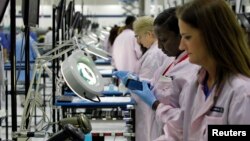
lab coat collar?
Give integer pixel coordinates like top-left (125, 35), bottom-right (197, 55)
top-left (148, 41), bottom-right (158, 51)
top-left (191, 68), bottom-right (217, 130)
top-left (173, 51), bottom-right (188, 65)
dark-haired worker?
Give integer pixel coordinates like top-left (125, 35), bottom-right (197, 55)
top-left (114, 8), bottom-right (199, 141)
top-left (112, 16), bottom-right (142, 73)
top-left (134, 0), bottom-right (250, 140)
top-left (103, 25), bottom-right (120, 55)
top-left (131, 16), bottom-right (172, 141)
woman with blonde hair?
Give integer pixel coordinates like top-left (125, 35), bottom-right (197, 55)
top-left (130, 16), bottom-right (169, 141)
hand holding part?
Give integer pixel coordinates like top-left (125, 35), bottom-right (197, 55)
top-left (113, 71), bottom-right (129, 79)
top-left (131, 81), bottom-right (157, 108)
top-left (113, 71), bottom-right (138, 85)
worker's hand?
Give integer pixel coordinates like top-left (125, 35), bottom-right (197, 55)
top-left (113, 71), bottom-right (129, 79)
top-left (113, 71), bottom-right (138, 85)
top-left (131, 81), bottom-right (156, 108)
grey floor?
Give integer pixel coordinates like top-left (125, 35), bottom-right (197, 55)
top-left (0, 72), bottom-right (130, 141)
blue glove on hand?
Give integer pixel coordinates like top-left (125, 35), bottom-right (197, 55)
top-left (113, 71), bottom-right (138, 85)
top-left (131, 81), bottom-right (157, 108)
top-left (113, 71), bottom-right (129, 79)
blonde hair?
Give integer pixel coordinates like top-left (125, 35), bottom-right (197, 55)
top-left (133, 16), bottom-right (154, 35)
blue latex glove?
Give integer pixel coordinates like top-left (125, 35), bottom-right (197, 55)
top-left (113, 71), bottom-right (138, 85)
top-left (131, 81), bottom-right (157, 108)
top-left (113, 71), bottom-right (129, 79)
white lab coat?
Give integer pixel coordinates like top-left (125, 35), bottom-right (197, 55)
top-left (132, 41), bottom-right (172, 141)
top-left (103, 34), bottom-right (113, 55)
top-left (112, 29), bottom-right (142, 73)
top-left (134, 41), bottom-right (167, 81)
top-left (151, 51), bottom-right (200, 141)
top-left (153, 52), bottom-right (200, 107)
top-left (155, 68), bottom-right (250, 141)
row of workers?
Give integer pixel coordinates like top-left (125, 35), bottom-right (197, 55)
top-left (105, 0), bottom-right (250, 141)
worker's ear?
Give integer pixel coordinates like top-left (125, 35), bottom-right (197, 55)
top-left (146, 31), bottom-right (153, 37)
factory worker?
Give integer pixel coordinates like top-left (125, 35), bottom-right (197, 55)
top-left (114, 7), bottom-right (199, 141)
top-left (175, 0), bottom-right (250, 140)
top-left (133, 16), bottom-right (168, 80)
top-left (133, 0), bottom-right (250, 140)
top-left (112, 16), bottom-right (142, 73)
top-left (131, 16), bottom-right (171, 141)
top-left (0, 27), bottom-right (10, 62)
top-left (103, 25), bottom-right (120, 55)
top-left (144, 8), bottom-right (199, 140)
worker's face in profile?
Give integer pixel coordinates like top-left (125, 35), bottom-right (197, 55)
top-left (135, 31), bottom-right (152, 48)
top-left (179, 19), bottom-right (208, 65)
top-left (154, 25), bottom-right (181, 57)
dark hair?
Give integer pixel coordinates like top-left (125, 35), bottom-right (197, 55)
top-left (177, 0), bottom-right (250, 89)
top-left (125, 15), bottom-right (136, 26)
top-left (108, 25), bottom-right (120, 46)
top-left (154, 7), bottom-right (182, 57)
top-left (154, 7), bottom-right (179, 35)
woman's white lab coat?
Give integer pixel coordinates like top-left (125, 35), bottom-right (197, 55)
top-left (151, 51), bottom-right (200, 141)
top-left (132, 41), bottom-right (172, 141)
top-left (134, 41), bottom-right (167, 80)
top-left (155, 68), bottom-right (250, 141)
top-left (112, 29), bottom-right (142, 73)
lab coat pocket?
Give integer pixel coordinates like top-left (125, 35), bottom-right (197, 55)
top-left (202, 115), bottom-right (223, 140)
top-left (159, 75), bottom-right (173, 83)
top-left (158, 76), bottom-right (173, 89)
top-left (154, 76), bottom-right (173, 104)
